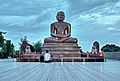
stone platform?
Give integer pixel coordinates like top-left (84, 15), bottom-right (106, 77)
top-left (42, 43), bottom-right (81, 55)
top-left (42, 43), bottom-right (81, 62)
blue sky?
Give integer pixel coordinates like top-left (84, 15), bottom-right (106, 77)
top-left (0, 0), bottom-right (120, 52)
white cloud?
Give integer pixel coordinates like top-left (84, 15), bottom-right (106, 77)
top-left (107, 27), bottom-right (117, 31)
top-left (0, 15), bottom-right (38, 26)
top-left (107, 27), bottom-right (120, 32)
top-left (67, 1), bottom-right (120, 51)
top-left (116, 1), bottom-right (120, 6)
top-left (96, 15), bottom-right (120, 25)
top-left (1, 0), bottom-right (120, 51)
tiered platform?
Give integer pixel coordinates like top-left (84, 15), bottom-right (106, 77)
top-left (42, 43), bottom-right (81, 62)
top-left (42, 43), bottom-right (81, 54)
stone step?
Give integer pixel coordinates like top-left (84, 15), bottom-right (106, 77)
top-left (42, 48), bottom-right (80, 51)
top-left (51, 54), bottom-right (81, 57)
top-left (43, 43), bottom-right (77, 44)
top-left (43, 43), bottom-right (78, 46)
top-left (42, 50), bottom-right (81, 54)
top-left (42, 42), bottom-right (81, 55)
top-left (42, 45), bottom-right (78, 48)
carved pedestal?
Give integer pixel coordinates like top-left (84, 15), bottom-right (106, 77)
top-left (42, 43), bottom-right (81, 62)
top-left (42, 43), bottom-right (80, 54)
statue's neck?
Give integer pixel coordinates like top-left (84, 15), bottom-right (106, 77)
top-left (58, 20), bottom-right (63, 22)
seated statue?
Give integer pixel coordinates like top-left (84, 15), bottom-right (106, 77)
top-left (44, 11), bottom-right (78, 43)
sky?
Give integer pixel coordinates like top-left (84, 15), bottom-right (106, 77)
top-left (0, 0), bottom-right (120, 52)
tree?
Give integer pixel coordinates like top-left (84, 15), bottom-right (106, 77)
top-left (0, 44), bottom-right (7, 58)
top-left (4, 40), bottom-right (15, 58)
top-left (0, 35), bottom-right (4, 47)
top-left (1, 44), bottom-right (7, 57)
top-left (33, 40), bottom-right (42, 54)
top-left (4, 40), bottom-right (11, 58)
top-left (101, 44), bottom-right (120, 52)
top-left (10, 43), bottom-right (15, 58)
top-left (0, 32), bottom-right (15, 58)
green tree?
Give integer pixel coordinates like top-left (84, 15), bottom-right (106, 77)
top-left (5, 40), bottom-right (15, 58)
top-left (33, 40), bottom-right (42, 53)
top-left (2, 44), bottom-right (7, 57)
top-left (101, 44), bottom-right (120, 52)
top-left (5, 40), bottom-right (11, 58)
top-left (10, 43), bottom-right (15, 58)
top-left (0, 37), bottom-right (7, 58)
top-left (0, 36), bottom-right (4, 47)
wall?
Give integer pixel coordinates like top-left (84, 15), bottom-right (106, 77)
top-left (104, 52), bottom-right (120, 60)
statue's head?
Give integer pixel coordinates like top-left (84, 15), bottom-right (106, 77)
top-left (56, 11), bottom-right (65, 21)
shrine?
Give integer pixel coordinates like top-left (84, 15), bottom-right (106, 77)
top-left (16, 11), bottom-right (104, 62)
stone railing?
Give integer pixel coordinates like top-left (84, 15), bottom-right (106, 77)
top-left (104, 52), bottom-right (120, 60)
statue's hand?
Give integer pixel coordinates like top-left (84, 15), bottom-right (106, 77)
top-left (60, 37), bottom-right (68, 42)
top-left (57, 34), bottom-right (65, 38)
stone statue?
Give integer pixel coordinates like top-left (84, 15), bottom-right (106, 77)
top-left (44, 11), bottom-right (78, 43)
top-left (42, 11), bottom-right (81, 57)
top-left (25, 45), bottom-right (31, 54)
top-left (91, 46), bottom-right (97, 54)
top-left (20, 36), bottom-right (29, 53)
top-left (93, 41), bottom-right (99, 54)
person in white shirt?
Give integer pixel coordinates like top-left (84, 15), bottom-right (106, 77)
top-left (44, 50), bottom-right (51, 63)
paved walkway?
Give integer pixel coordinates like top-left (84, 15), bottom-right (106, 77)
top-left (0, 59), bottom-right (120, 81)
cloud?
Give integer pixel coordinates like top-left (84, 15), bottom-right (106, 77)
top-left (66, 0), bottom-right (120, 51)
top-left (0, 15), bottom-right (38, 26)
top-left (96, 15), bottom-right (120, 25)
top-left (0, 0), bottom-right (68, 16)
top-left (0, 0), bottom-right (120, 51)
top-left (107, 27), bottom-right (117, 31)
top-left (66, 0), bottom-right (120, 15)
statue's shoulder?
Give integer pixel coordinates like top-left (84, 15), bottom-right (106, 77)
top-left (64, 22), bottom-right (71, 26)
top-left (51, 22), bottom-right (57, 26)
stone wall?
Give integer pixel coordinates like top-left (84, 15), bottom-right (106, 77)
top-left (104, 52), bottom-right (120, 60)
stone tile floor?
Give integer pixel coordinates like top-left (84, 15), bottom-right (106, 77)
top-left (0, 59), bottom-right (120, 81)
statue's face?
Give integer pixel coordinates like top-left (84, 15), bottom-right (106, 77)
top-left (56, 11), bottom-right (65, 21)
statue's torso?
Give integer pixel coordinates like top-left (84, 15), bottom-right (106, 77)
top-left (53, 22), bottom-right (70, 35)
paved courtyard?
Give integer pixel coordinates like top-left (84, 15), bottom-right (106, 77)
top-left (0, 59), bottom-right (120, 81)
